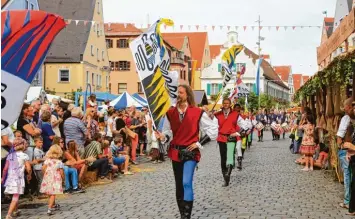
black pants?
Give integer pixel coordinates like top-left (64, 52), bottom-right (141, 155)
top-left (218, 142), bottom-right (228, 174)
top-left (349, 156), bottom-right (355, 213)
top-left (88, 158), bottom-right (109, 177)
top-left (271, 129), bottom-right (275, 139)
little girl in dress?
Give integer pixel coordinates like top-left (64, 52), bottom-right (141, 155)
top-left (1, 138), bottom-right (32, 219)
top-left (40, 144), bottom-right (65, 215)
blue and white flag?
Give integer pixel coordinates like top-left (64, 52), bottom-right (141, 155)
top-left (255, 58), bottom-right (263, 96)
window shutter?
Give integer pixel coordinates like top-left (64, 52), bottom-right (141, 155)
top-left (218, 83), bottom-right (222, 91)
top-left (207, 84), bottom-right (211, 95)
top-left (218, 64), bottom-right (221, 72)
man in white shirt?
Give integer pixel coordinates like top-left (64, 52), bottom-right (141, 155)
top-left (337, 97), bottom-right (354, 209)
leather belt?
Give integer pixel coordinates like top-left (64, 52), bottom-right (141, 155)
top-left (171, 145), bottom-right (188, 150)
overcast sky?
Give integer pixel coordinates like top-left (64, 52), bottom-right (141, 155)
top-left (103, 0), bottom-right (336, 75)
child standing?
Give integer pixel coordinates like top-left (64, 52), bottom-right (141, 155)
top-left (299, 114), bottom-right (316, 171)
top-left (33, 137), bottom-right (45, 197)
top-left (1, 138), bottom-right (32, 219)
top-left (40, 144), bottom-right (64, 215)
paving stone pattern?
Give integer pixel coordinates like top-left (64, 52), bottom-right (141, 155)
top-left (2, 132), bottom-right (351, 219)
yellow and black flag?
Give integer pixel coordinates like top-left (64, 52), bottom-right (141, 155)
top-left (130, 19), bottom-right (174, 129)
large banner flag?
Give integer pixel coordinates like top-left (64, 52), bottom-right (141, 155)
top-left (130, 19), bottom-right (174, 129)
top-left (229, 81), bottom-right (250, 99)
top-left (255, 58), bottom-right (263, 96)
top-left (1, 10), bottom-right (66, 129)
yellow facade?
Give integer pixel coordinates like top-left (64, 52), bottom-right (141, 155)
top-left (43, 0), bottom-right (110, 97)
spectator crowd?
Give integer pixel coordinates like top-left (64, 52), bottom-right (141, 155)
top-left (1, 94), bottom-right (163, 218)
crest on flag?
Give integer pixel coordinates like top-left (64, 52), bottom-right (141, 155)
top-left (130, 18), bottom-right (174, 129)
top-left (1, 10), bottom-right (66, 129)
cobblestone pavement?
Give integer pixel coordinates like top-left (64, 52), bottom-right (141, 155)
top-left (2, 131), bottom-right (351, 219)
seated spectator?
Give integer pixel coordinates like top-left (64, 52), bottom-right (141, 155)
top-left (64, 141), bottom-right (88, 188)
top-left (101, 140), bottom-right (119, 177)
top-left (82, 133), bottom-right (111, 183)
top-left (64, 107), bottom-right (88, 156)
top-left (111, 136), bottom-right (133, 175)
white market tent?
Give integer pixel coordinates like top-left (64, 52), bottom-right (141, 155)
top-left (109, 92), bottom-right (143, 109)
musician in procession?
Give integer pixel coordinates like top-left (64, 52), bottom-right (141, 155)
top-left (269, 109), bottom-right (280, 141)
top-left (246, 111), bottom-right (257, 148)
top-left (256, 109), bottom-right (267, 142)
top-left (215, 99), bottom-right (244, 187)
top-left (159, 84), bottom-right (218, 219)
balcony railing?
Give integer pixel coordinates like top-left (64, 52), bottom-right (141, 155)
top-left (171, 57), bottom-right (184, 65)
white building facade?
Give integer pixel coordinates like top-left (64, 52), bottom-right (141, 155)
top-left (201, 32), bottom-right (289, 104)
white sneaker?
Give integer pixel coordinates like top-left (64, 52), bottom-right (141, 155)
top-left (301, 168), bottom-right (309, 171)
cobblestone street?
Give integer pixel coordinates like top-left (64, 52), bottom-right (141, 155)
top-left (3, 131), bottom-right (350, 219)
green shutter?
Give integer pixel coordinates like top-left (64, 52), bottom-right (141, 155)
top-left (218, 64), bottom-right (221, 72)
top-left (207, 84), bottom-right (211, 95)
top-left (218, 83), bottom-right (222, 91)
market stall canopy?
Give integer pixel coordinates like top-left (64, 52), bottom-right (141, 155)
top-left (25, 87), bottom-right (47, 103)
top-left (47, 94), bottom-right (73, 103)
top-left (110, 92), bottom-right (143, 109)
top-left (193, 90), bottom-right (209, 106)
top-left (132, 93), bottom-right (148, 106)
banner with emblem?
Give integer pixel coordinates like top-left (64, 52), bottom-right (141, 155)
top-left (130, 18), bottom-right (174, 129)
top-left (1, 10), bottom-right (66, 130)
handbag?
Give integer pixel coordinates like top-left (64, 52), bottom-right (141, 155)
top-left (289, 133), bottom-right (295, 139)
top-left (178, 149), bottom-right (196, 161)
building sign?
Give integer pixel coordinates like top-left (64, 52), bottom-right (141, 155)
top-left (317, 8), bottom-right (355, 64)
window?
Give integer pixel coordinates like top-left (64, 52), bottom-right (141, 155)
top-left (352, 37), bottom-right (355, 47)
top-left (91, 45), bottom-right (94, 56)
top-left (96, 48), bottom-right (99, 61)
top-left (117, 39), bottom-right (129, 48)
top-left (110, 61), bottom-right (115, 71)
top-left (106, 76), bottom-right (108, 88)
top-left (97, 24), bottom-right (100, 36)
top-left (205, 49), bottom-right (208, 56)
top-left (25, 0), bottom-right (29, 9)
top-left (114, 62), bottom-right (119, 71)
top-left (86, 71), bottom-right (90, 84)
top-left (138, 82), bottom-right (143, 93)
top-left (93, 23), bottom-right (96, 32)
top-left (109, 83), bottom-right (111, 93)
top-left (92, 73), bottom-right (95, 85)
top-left (102, 50), bottom-right (105, 61)
top-left (30, 3), bottom-right (34, 10)
top-left (59, 69), bottom-right (69, 82)
top-left (106, 39), bottom-right (113, 48)
top-left (96, 75), bottom-right (99, 87)
top-left (97, 1), bottom-right (100, 14)
top-left (118, 61), bottom-right (130, 71)
top-left (211, 83), bottom-right (219, 95)
top-left (118, 83), bottom-right (127, 94)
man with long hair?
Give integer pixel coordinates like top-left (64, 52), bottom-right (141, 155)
top-left (215, 98), bottom-right (243, 187)
top-left (159, 84), bottom-right (218, 219)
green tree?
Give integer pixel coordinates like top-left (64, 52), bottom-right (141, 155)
top-left (222, 88), bottom-right (231, 99)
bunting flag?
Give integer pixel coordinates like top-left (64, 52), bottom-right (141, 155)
top-left (196, 25), bottom-right (199, 30)
top-left (188, 25), bottom-right (191, 30)
top-left (251, 26), bottom-right (255, 30)
top-left (220, 25), bottom-right (223, 30)
top-left (255, 58), bottom-right (263, 96)
top-left (276, 26), bottom-right (280, 31)
top-left (180, 25), bottom-right (183, 30)
top-left (235, 26), bottom-right (239, 31)
top-left (259, 26), bottom-right (263, 30)
top-left (130, 18), bottom-right (174, 129)
top-left (227, 26), bottom-right (231, 31)
top-left (212, 25), bottom-right (215, 31)
top-left (243, 26), bottom-right (247, 31)
top-left (1, 10), bottom-right (66, 129)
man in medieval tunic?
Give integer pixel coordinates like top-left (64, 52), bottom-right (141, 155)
top-left (215, 98), bottom-right (244, 187)
top-left (159, 84), bottom-right (218, 219)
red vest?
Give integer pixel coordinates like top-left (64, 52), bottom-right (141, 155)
top-left (166, 106), bottom-right (203, 162)
top-left (215, 110), bottom-right (239, 142)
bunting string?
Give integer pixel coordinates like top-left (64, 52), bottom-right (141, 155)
top-left (63, 18), bottom-right (333, 31)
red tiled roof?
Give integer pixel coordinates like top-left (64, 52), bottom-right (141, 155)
top-left (261, 54), bottom-right (270, 59)
top-left (293, 74), bottom-right (303, 92)
top-left (244, 47), bottom-right (289, 89)
top-left (302, 75), bottom-right (310, 83)
top-left (160, 32), bottom-right (208, 68)
top-left (274, 66), bottom-right (291, 82)
top-left (162, 34), bottom-right (185, 50)
top-left (104, 23), bottom-right (142, 35)
top-left (324, 17), bottom-right (334, 23)
top-left (209, 45), bottom-right (222, 59)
